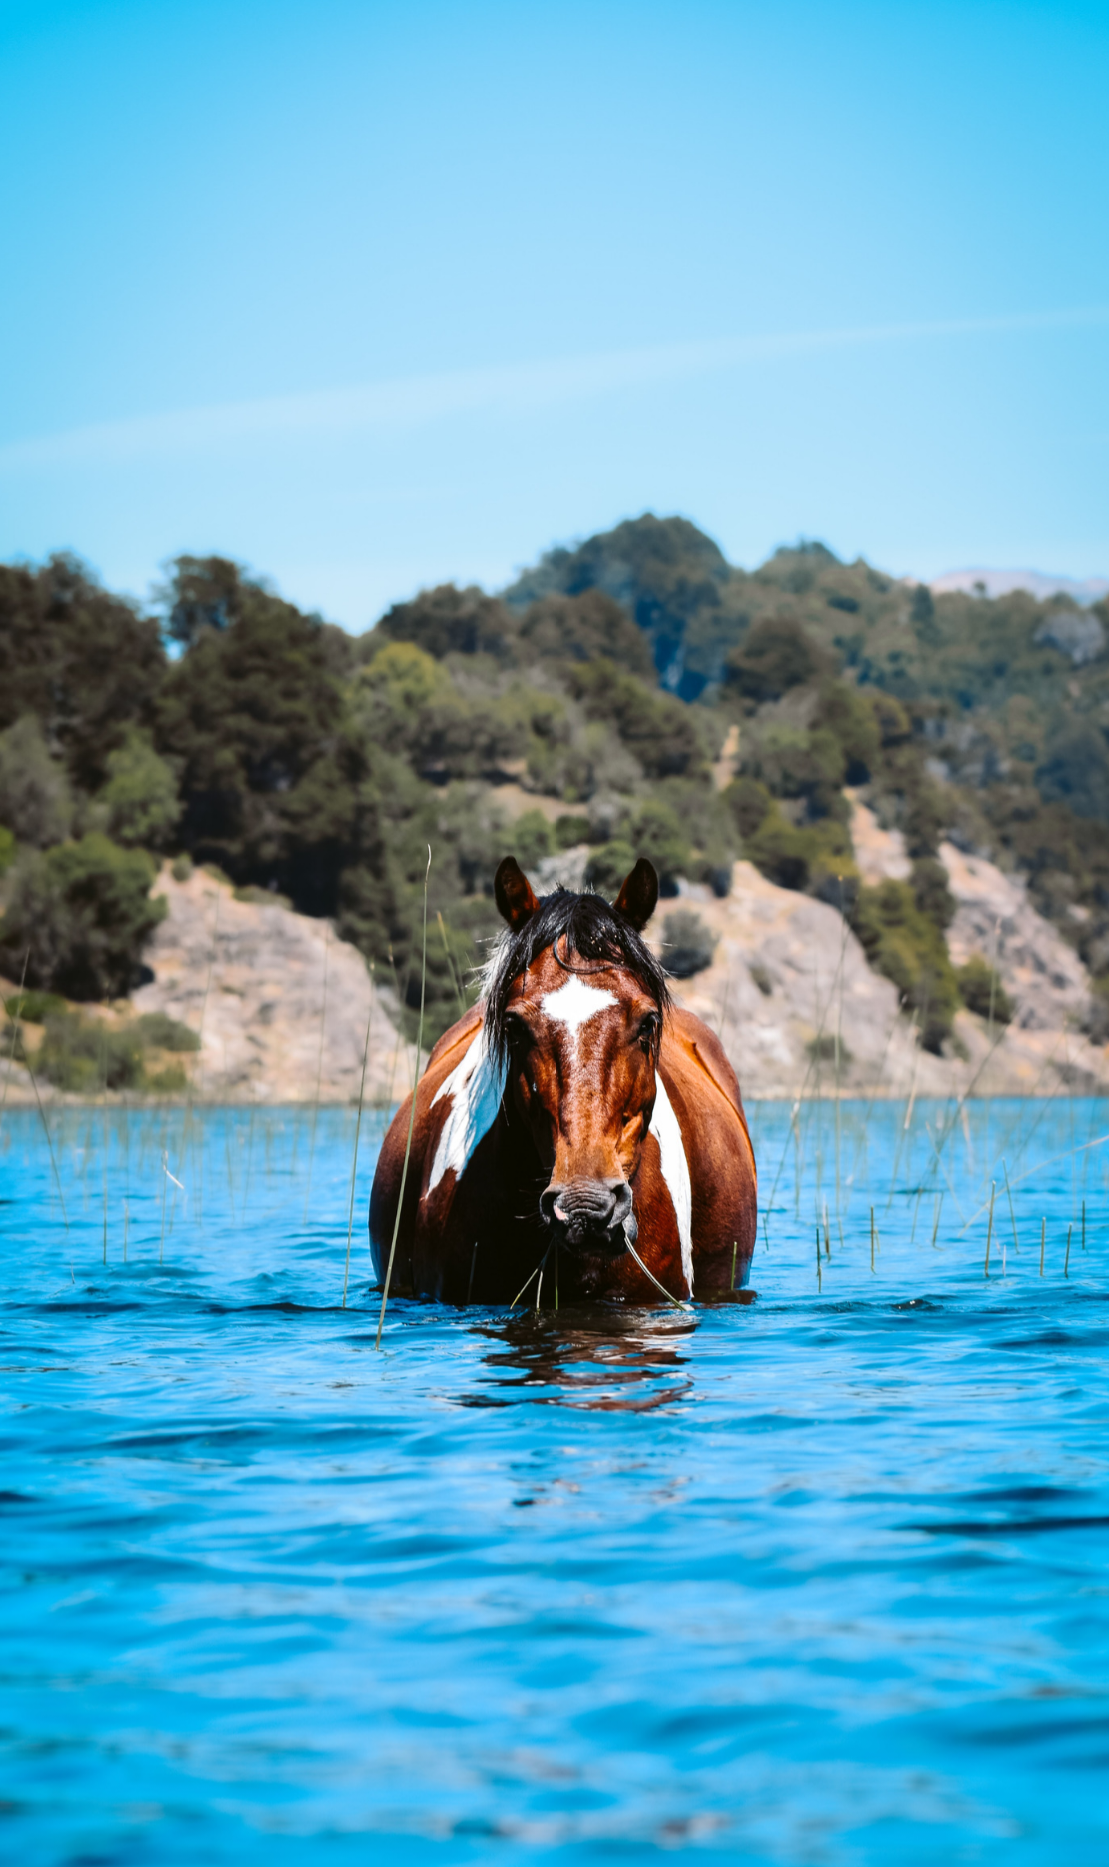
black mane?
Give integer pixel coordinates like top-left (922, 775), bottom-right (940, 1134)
top-left (483, 887), bottom-right (671, 1068)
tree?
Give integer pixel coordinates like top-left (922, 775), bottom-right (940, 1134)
top-left (0, 555), bottom-right (165, 792)
top-left (371, 584), bottom-right (521, 664)
top-left (155, 582), bottom-right (356, 911)
top-left (99, 729), bottom-right (181, 849)
top-left (0, 716), bottom-right (73, 845)
top-left (0, 835), bottom-right (166, 1000)
top-left (158, 555), bottom-right (245, 648)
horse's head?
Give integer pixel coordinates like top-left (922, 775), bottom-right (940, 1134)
top-left (486, 855), bottom-right (668, 1258)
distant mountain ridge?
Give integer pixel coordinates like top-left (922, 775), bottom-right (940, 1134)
top-left (930, 568), bottom-right (1109, 606)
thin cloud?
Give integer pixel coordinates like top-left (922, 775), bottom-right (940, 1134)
top-left (2, 306), bottom-right (1107, 472)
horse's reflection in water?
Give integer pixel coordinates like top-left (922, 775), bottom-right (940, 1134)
top-left (463, 1306), bottom-right (703, 1412)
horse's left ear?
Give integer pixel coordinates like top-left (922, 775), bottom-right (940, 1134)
top-left (495, 856), bottom-right (541, 931)
top-left (613, 858), bottom-right (658, 930)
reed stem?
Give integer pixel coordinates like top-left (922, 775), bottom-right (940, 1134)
top-left (376, 846), bottom-right (431, 1351)
top-left (303, 922), bottom-right (331, 1223)
top-left (342, 964), bottom-right (375, 1308)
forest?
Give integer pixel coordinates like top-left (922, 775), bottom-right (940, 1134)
top-left (2, 513), bottom-right (1108, 1054)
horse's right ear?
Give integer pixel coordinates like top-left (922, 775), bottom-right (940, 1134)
top-left (495, 856), bottom-right (541, 931)
top-left (613, 858), bottom-right (658, 930)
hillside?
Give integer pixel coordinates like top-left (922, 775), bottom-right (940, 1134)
top-left (2, 517), bottom-right (1109, 1090)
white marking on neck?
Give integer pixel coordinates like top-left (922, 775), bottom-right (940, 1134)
top-left (649, 1073), bottom-right (693, 1296)
top-left (540, 974), bottom-right (617, 1047)
top-left (427, 1026), bottom-right (507, 1195)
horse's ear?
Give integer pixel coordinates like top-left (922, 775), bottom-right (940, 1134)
top-left (613, 857), bottom-right (658, 930)
top-left (495, 856), bottom-right (541, 931)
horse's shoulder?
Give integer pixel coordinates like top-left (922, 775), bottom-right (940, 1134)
top-left (422, 1004), bottom-right (484, 1089)
top-left (662, 1006), bottom-right (746, 1124)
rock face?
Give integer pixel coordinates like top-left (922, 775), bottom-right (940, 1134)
top-left (130, 867), bottom-right (415, 1103)
top-left (941, 841), bottom-right (1090, 1034)
top-left (4, 834), bottom-right (1106, 1106)
top-left (658, 807), bottom-right (1109, 1099)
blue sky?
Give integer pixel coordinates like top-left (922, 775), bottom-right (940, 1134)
top-left (1, 0), bottom-right (1107, 627)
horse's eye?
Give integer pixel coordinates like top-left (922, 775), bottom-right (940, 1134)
top-left (637, 1014), bottom-right (658, 1050)
top-left (505, 1013), bottom-right (531, 1051)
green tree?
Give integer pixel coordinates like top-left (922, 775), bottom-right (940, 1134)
top-left (99, 729), bottom-right (181, 849)
top-left (0, 715), bottom-right (73, 845)
top-left (0, 554), bottom-right (165, 792)
top-left (156, 581), bottom-right (357, 911)
top-left (0, 835), bottom-right (166, 1000)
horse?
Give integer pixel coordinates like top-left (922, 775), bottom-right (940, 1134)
top-left (369, 856), bottom-right (758, 1306)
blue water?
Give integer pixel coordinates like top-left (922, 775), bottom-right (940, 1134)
top-left (1, 1097), bottom-right (1108, 1864)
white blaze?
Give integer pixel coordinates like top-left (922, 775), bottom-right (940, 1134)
top-left (427, 1027), bottom-right (507, 1195)
top-left (540, 975), bottom-right (617, 1048)
top-left (649, 1073), bottom-right (693, 1296)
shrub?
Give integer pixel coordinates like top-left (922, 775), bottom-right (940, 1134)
top-left (661, 909), bottom-right (716, 978)
top-left (852, 879), bottom-right (960, 1052)
top-left (555, 814), bottom-right (591, 850)
top-left (0, 835), bottom-right (166, 1000)
top-left (4, 989), bottom-right (67, 1022)
top-left (133, 1011), bottom-right (200, 1052)
top-left (745, 809), bottom-right (855, 899)
top-left (724, 777), bottom-right (772, 838)
top-left (511, 809), bottom-right (553, 872)
top-left (911, 856), bottom-right (956, 931)
top-left (584, 840), bottom-right (638, 899)
top-left (956, 955), bottom-right (1013, 1024)
top-left (28, 1008), bottom-right (197, 1093)
top-left (38, 1011), bottom-right (145, 1092)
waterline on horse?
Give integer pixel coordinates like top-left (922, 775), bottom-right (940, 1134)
top-left (369, 856), bottom-right (758, 1307)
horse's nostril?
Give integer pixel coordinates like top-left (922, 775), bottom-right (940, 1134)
top-left (542, 1179), bottom-right (630, 1235)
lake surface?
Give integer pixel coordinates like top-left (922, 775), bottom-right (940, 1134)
top-left (1, 1096), bottom-right (1108, 1864)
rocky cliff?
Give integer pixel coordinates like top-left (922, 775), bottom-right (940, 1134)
top-left (4, 832), bottom-right (1105, 1106)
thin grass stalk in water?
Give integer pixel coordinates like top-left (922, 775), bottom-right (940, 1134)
top-left (303, 923), bottom-right (332, 1223)
top-left (510, 1250), bottom-right (548, 1310)
top-left (26, 1033), bottom-right (68, 1231)
top-left (342, 965), bottom-right (376, 1308)
top-left (376, 846), bottom-right (432, 1351)
top-left (931, 1191), bottom-right (944, 1250)
top-left (815, 1223), bottom-right (822, 1292)
top-left (185, 889), bottom-right (220, 1216)
top-left (623, 1232), bottom-right (689, 1310)
top-left (1003, 1161), bottom-right (1020, 1255)
top-left (984, 1181), bottom-right (995, 1277)
top-left (763, 937), bottom-right (850, 1243)
top-left (437, 911), bottom-right (468, 1022)
top-left (1065, 1223), bottom-right (1072, 1278)
top-left (0, 948), bottom-right (30, 1137)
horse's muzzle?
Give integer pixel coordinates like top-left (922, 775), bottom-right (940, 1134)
top-left (539, 1178), bottom-right (632, 1255)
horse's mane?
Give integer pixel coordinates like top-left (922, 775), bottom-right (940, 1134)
top-left (481, 887), bottom-right (671, 1070)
